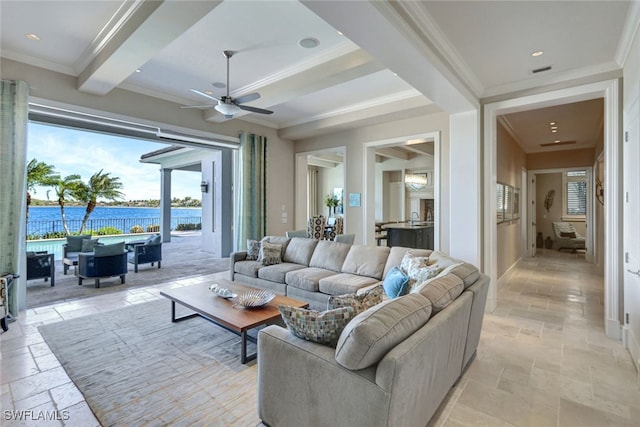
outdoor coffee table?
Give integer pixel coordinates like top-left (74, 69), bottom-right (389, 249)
top-left (160, 279), bottom-right (308, 363)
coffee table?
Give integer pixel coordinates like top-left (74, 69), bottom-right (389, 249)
top-left (160, 279), bottom-right (308, 363)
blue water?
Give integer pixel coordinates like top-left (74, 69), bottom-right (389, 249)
top-left (28, 206), bottom-right (201, 222)
top-left (27, 206), bottom-right (202, 236)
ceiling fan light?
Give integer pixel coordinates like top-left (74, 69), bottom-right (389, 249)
top-left (215, 102), bottom-right (241, 116)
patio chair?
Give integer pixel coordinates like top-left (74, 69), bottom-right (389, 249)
top-left (26, 251), bottom-right (55, 287)
top-left (128, 234), bottom-right (162, 273)
top-left (78, 242), bottom-right (127, 288)
top-left (551, 222), bottom-right (586, 252)
top-left (333, 233), bottom-right (355, 244)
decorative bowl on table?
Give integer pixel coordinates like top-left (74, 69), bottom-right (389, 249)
top-left (209, 284), bottom-right (237, 299)
top-left (232, 289), bottom-right (276, 308)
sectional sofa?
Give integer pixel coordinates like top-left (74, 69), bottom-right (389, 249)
top-left (234, 236), bottom-right (489, 426)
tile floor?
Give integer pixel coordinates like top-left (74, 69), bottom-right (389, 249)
top-left (2, 251), bottom-right (639, 426)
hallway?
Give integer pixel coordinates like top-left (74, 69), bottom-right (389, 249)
top-left (432, 250), bottom-right (640, 426)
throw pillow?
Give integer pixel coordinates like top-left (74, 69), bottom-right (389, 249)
top-left (560, 231), bottom-right (577, 238)
top-left (246, 239), bottom-right (261, 260)
top-left (66, 235), bottom-right (91, 252)
top-left (260, 242), bottom-right (282, 266)
top-left (327, 284), bottom-right (384, 314)
top-left (94, 241), bottom-right (125, 257)
top-left (81, 238), bottom-right (100, 253)
top-left (279, 305), bottom-right (355, 347)
top-left (382, 267), bottom-right (410, 298)
top-left (401, 253), bottom-right (440, 289)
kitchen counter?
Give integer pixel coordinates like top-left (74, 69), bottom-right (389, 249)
top-left (383, 222), bottom-right (434, 249)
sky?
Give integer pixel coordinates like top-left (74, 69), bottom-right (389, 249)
top-left (27, 123), bottom-right (201, 201)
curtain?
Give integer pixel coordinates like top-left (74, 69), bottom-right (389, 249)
top-left (234, 133), bottom-right (266, 250)
top-left (308, 167), bottom-right (318, 217)
top-left (0, 80), bottom-right (29, 314)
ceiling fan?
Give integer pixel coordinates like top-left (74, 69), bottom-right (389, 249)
top-left (183, 50), bottom-right (273, 118)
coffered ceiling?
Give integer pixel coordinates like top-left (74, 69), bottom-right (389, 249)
top-left (1, 1), bottom-right (637, 144)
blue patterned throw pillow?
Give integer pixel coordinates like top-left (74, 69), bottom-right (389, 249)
top-left (383, 267), bottom-right (410, 298)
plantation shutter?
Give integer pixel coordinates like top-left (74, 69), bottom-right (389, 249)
top-left (566, 171), bottom-right (587, 216)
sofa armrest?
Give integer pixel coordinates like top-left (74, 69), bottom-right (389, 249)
top-left (258, 325), bottom-right (387, 427)
top-left (229, 251), bottom-right (248, 280)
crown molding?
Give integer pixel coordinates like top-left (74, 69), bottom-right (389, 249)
top-left (615, 0), bottom-right (640, 67)
top-left (388, 1), bottom-right (484, 98)
top-left (497, 115), bottom-right (526, 152)
top-left (280, 89), bottom-right (426, 129)
top-left (1, 51), bottom-right (76, 76)
top-left (229, 41), bottom-right (360, 97)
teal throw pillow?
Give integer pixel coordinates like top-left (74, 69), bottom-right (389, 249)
top-left (94, 241), bottom-right (125, 257)
top-left (383, 266), bottom-right (410, 298)
top-left (66, 235), bottom-right (91, 252)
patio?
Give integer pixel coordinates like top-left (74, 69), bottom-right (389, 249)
top-left (25, 231), bottom-right (229, 308)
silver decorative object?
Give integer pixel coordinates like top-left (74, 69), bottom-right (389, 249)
top-left (209, 284), bottom-right (236, 299)
top-left (233, 289), bottom-right (275, 308)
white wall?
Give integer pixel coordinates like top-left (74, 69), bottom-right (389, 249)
top-left (295, 112), bottom-right (450, 245)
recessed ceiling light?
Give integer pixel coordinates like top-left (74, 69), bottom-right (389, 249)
top-left (135, 69), bottom-right (141, 73)
top-left (26, 33), bottom-right (40, 41)
top-left (551, 129), bottom-right (558, 133)
top-left (204, 90), bottom-right (214, 95)
top-left (531, 50), bottom-right (544, 57)
top-left (551, 126), bottom-right (558, 130)
top-left (554, 140), bottom-right (560, 143)
top-left (212, 82), bottom-right (226, 89)
top-left (550, 121), bottom-right (556, 125)
top-left (299, 37), bottom-right (320, 49)
top-left (337, 31), bottom-right (344, 36)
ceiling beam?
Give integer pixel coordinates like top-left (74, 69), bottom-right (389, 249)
top-left (376, 147), bottom-right (411, 160)
top-left (78, 0), bottom-right (221, 95)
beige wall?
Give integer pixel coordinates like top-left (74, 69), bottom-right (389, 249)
top-left (496, 122), bottom-right (526, 278)
top-left (527, 148), bottom-right (595, 170)
top-left (295, 112), bottom-right (450, 248)
top-left (1, 59), bottom-right (295, 237)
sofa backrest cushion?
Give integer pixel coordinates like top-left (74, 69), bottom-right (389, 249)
top-left (262, 236), bottom-right (291, 259)
top-left (413, 273), bottom-right (464, 313)
top-left (427, 251), bottom-right (480, 289)
top-left (81, 238), bottom-right (100, 253)
top-left (309, 240), bottom-right (352, 272)
top-left (66, 235), bottom-right (92, 252)
top-left (382, 247), bottom-right (431, 279)
top-left (94, 241), bottom-right (125, 257)
top-left (283, 237), bottom-right (319, 266)
top-left (341, 245), bottom-right (390, 280)
top-left (335, 293), bottom-right (433, 370)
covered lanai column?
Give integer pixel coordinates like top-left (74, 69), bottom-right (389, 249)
top-left (160, 168), bottom-right (172, 242)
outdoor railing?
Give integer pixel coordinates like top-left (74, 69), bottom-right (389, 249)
top-left (26, 216), bottom-right (202, 240)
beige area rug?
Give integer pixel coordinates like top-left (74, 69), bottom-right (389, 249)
top-left (39, 299), bottom-right (261, 426)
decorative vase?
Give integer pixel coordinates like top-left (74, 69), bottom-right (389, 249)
top-left (544, 236), bottom-right (553, 249)
top-left (536, 232), bottom-right (543, 248)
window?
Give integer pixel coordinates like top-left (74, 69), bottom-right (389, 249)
top-left (563, 170), bottom-right (587, 219)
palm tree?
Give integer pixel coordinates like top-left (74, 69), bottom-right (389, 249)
top-left (26, 159), bottom-right (58, 219)
top-left (78, 170), bottom-right (124, 234)
top-left (53, 174), bottom-right (84, 235)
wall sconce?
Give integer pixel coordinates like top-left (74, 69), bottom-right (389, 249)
top-left (200, 181), bottom-right (209, 193)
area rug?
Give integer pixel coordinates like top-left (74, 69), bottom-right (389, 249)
top-left (27, 258), bottom-right (230, 308)
top-left (39, 299), bottom-right (261, 426)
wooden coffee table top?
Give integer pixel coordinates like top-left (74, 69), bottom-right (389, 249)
top-left (160, 278), bottom-right (308, 333)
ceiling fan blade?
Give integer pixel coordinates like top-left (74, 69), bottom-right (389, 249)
top-left (189, 88), bottom-right (220, 102)
top-left (238, 105), bottom-right (273, 115)
top-left (235, 92), bottom-right (261, 105)
top-left (181, 104), bottom-right (215, 109)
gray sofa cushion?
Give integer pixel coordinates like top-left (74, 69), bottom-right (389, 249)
top-left (335, 292), bottom-right (433, 370)
top-left (413, 273), bottom-right (464, 313)
top-left (382, 247), bottom-right (431, 279)
top-left (234, 260), bottom-right (262, 278)
top-left (309, 241), bottom-right (351, 272)
top-left (285, 267), bottom-right (338, 292)
top-left (341, 245), bottom-right (390, 280)
top-left (428, 251), bottom-right (480, 289)
top-left (262, 236), bottom-right (291, 259)
top-left (319, 273), bottom-right (380, 296)
top-left (259, 263), bottom-right (305, 283)
top-left (283, 237), bottom-right (318, 266)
